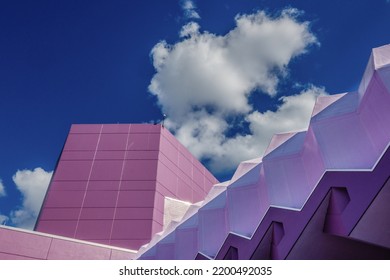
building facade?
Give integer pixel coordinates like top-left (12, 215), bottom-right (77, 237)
top-left (0, 44), bottom-right (390, 259)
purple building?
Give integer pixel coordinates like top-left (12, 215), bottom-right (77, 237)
top-left (0, 44), bottom-right (389, 259)
top-left (35, 124), bottom-right (218, 250)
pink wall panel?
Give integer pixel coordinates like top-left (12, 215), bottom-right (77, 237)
top-left (49, 181), bottom-right (87, 191)
top-left (178, 144), bottom-right (194, 164)
top-left (63, 133), bottom-right (100, 151)
top-left (117, 190), bottom-right (155, 207)
top-left (0, 226), bottom-right (136, 260)
top-left (159, 153), bottom-right (180, 175)
top-left (114, 207), bottom-right (154, 220)
top-left (40, 208), bottom-right (80, 220)
top-left (178, 153), bottom-right (193, 176)
top-left (192, 189), bottom-right (204, 203)
top-left (130, 124), bottom-right (161, 133)
top-left (80, 207), bottom-right (115, 220)
top-left (87, 180), bottom-right (120, 191)
top-left (177, 180), bottom-right (193, 202)
top-left (0, 252), bottom-right (37, 260)
top-left (36, 220), bottom-right (77, 237)
top-left (161, 128), bottom-right (179, 147)
top-left (101, 123), bottom-right (130, 133)
top-left (70, 124), bottom-right (102, 134)
top-left (151, 220), bottom-right (164, 236)
top-left (0, 228), bottom-right (51, 259)
top-left (110, 249), bottom-right (136, 260)
top-left (127, 134), bottom-right (150, 150)
top-left (158, 181), bottom-right (177, 198)
top-left (98, 133), bottom-right (128, 150)
top-left (45, 190), bottom-right (85, 208)
top-left (205, 170), bottom-right (218, 184)
top-left (95, 150), bottom-right (126, 160)
top-left (47, 239), bottom-right (111, 260)
top-left (60, 150), bottom-right (95, 160)
top-left (148, 133), bottom-right (161, 150)
top-left (193, 166), bottom-right (205, 190)
top-left (54, 160), bottom-right (93, 181)
top-left (126, 150), bottom-right (159, 159)
top-left (111, 219), bottom-right (153, 239)
top-left (90, 160), bottom-right (123, 181)
top-left (83, 191), bottom-right (118, 207)
top-left (75, 220), bottom-right (113, 240)
top-left (160, 136), bottom-right (179, 164)
top-left (120, 180), bottom-right (156, 191)
top-left (156, 162), bottom-right (178, 191)
top-left (110, 239), bottom-right (149, 250)
top-left (176, 169), bottom-right (193, 192)
top-left (154, 190), bottom-right (166, 213)
top-left (122, 159), bottom-right (158, 180)
top-left (153, 208), bottom-right (164, 224)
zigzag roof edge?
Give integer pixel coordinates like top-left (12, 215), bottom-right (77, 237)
top-left (373, 44), bottom-right (390, 70)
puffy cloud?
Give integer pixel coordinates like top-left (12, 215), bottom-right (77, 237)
top-left (174, 85), bottom-right (327, 172)
top-left (10, 167), bottom-right (53, 229)
top-left (149, 8), bottom-right (323, 175)
top-left (0, 179), bottom-right (6, 197)
top-left (181, 0), bottom-right (200, 19)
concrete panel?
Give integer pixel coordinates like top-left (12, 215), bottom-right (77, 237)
top-left (47, 239), bottom-right (111, 260)
top-left (54, 160), bottom-right (93, 181)
top-left (64, 133), bottom-right (100, 151)
top-left (75, 220), bottom-right (113, 240)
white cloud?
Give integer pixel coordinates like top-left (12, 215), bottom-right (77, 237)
top-left (149, 8), bottom-right (323, 174)
top-left (174, 85), bottom-right (327, 172)
top-left (0, 214), bottom-right (8, 225)
top-left (181, 0), bottom-right (200, 19)
top-left (0, 179), bottom-right (6, 197)
top-left (10, 167), bottom-right (53, 229)
top-left (180, 21), bottom-right (200, 38)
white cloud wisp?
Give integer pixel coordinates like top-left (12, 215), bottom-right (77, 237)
top-left (181, 0), bottom-right (201, 20)
top-left (0, 179), bottom-right (6, 197)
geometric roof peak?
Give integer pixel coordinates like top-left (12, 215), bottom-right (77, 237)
top-left (264, 131), bottom-right (298, 157)
top-left (372, 43), bottom-right (390, 70)
top-left (230, 157), bottom-right (262, 184)
top-left (312, 93), bottom-right (347, 117)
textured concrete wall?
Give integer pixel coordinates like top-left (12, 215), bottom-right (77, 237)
top-left (0, 225), bottom-right (135, 260)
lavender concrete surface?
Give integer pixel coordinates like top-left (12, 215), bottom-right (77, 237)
top-left (0, 225), bottom-right (136, 260)
top-left (138, 44), bottom-right (390, 259)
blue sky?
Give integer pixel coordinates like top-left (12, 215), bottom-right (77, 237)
top-left (0, 0), bottom-right (389, 229)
